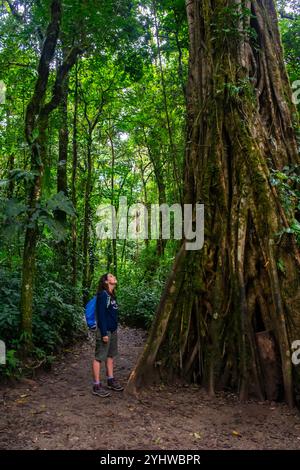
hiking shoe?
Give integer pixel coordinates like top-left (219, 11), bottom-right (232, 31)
top-left (92, 384), bottom-right (111, 397)
top-left (107, 378), bottom-right (124, 391)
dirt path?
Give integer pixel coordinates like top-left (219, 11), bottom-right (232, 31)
top-left (1, 326), bottom-right (300, 450)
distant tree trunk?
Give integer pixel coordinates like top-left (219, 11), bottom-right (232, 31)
top-left (5, 107), bottom-right (15, 199)
top-left (82, 134), bottom-right (93, 306)
top-left (81, 93), bottom-right (105, 305)
top-left (152, 0), bottom-right (183, 204)
top-left (107, 129), bottom-right (117, 275)
top-left (55, 57), bottom-right (69, 275)
top-left (127, 0), bottom-right (300, 408)
top-left (138, 155), bottom-right (150, 249)
top-left (143, 127), bottom-right (166, 256)
top-left (71, 61), bottom-right (79, 301)
top-left (171, 5), bottom-right (187, 104)
top-left (56, 62), bottom-right (69, 224)
top-left (7, 154), bottom-right (15, 198)
top-left (20, 0), bottom-right (80, 350)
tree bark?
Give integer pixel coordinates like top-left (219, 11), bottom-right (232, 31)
top-left (127, 0), bottom-right (300, 408)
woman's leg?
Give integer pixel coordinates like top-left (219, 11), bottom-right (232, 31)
top-left (93, 359), bottom-right (101, 382)
top-left (106, 357), bottom-right (114, 378)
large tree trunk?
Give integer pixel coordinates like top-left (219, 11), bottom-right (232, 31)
top-left (20, 0), bottom-right (80, 350)
top-left (20, 0), bottom-right (62, 350)
top-left (127, 0), bottom-right (300, 407)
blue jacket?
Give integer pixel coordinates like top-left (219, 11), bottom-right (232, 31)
top-left (96, 290), bottom-right (118, 337)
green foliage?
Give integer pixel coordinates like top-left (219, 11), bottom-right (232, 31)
top-left (0, 0), bottom-right (186, 360)
top-left (270, 165), bottom-right (300, 244)
top-left (221, 78), bottom-right (256, 103)
top-left (118, 282), bottom-right (159, 329)
top-left (0, 262), bottom-right (85, 377)
top-left (2, 0), bottom-right (298, 383)
top-left (212, 4), bottom-right (257, 46)
top-left (270, 165), bottom-right (300, 213)
top-left (113, 243), bottom-right (175, 329)
top-left (0, 349), bottom-right (22, 378)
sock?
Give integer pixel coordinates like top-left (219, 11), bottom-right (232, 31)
top-left (93, 381), bottom-right (101, 386)
top-left (107, 376), bottom-right (114, 381)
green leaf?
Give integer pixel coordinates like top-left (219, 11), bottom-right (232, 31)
top-left (44, 192), bottom-right (76, 217)
top-left (39, 216), bottom-right (67, 242)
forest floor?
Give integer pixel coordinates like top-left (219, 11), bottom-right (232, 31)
top-left (1, 326), bottom-right (300, 450)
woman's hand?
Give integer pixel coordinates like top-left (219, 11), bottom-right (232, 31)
top-left (102, 336), bottom-right (109, 343)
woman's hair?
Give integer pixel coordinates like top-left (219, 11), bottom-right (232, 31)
top-left (97, 273), bottom-right (116, 298)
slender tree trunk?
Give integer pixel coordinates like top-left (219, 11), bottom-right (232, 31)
top-left (127, 0), bottom-right (300, 408)
top-left (81, 92), bottom-right (105, 304)
top-left (5, 107), bottom-right (15, 199)
top-left (71, 61), bottom-right (79, 301)
top-left (107, 130), bottom-right (117, 275)
top-left (55, 61), bottom-right (69, 277)
top-left (56, 66), bottom-right (69, 223)
top-left (143, 127), bottom-right (167, 256)
top-left (171, 6), bottom-right (187, 104)
top-left (152, 0), bottom-right (183, 204)
top-left (82, 134), bottom-right (93, 306)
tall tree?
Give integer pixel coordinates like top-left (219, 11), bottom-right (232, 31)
top-left (127, 0), bottom-right (300, 407)
top-left (20, 0), bottom-right (80, 349)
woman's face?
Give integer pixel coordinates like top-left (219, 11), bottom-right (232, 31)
top-left (107, 273), bottom-right (117, 286)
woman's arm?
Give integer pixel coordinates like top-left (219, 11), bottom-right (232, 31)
top-left (96, 292), bottom-right (108, 337)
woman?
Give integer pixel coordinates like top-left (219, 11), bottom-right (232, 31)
top-left (92, 273), bottom-right (124, 397)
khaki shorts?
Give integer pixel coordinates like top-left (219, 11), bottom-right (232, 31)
top-left (95, 329), bottom-right (118, 362)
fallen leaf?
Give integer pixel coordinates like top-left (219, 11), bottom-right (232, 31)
top-left (192, 432), bottom-right (202, 440)
top-left (15, 398), bottom-right (28, 405)
top-left (232, 431), bottom-right (241, 437)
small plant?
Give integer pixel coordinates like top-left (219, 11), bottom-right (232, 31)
top-left (270, 165), bottom-right (300, 244)
top-left (211, 4), bottom-right (257, 47)
top-left (0, 349), bottom-right (22, 378)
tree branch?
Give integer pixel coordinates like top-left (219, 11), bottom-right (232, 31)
top-left (41, 45), bottom-right (83, 118)
top-left (278, 9), bottom-right (297, 20)
top-left (25, 0), bottom-right (62, 144)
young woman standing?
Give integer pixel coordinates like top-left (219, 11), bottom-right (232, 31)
top-left (92, 273), bottom-right (124, 397)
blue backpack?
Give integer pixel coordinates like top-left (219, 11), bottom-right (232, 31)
top-left (85, 296), bottom-right (97, 330)
top-left (85, 292), bottom-right (111, 330)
